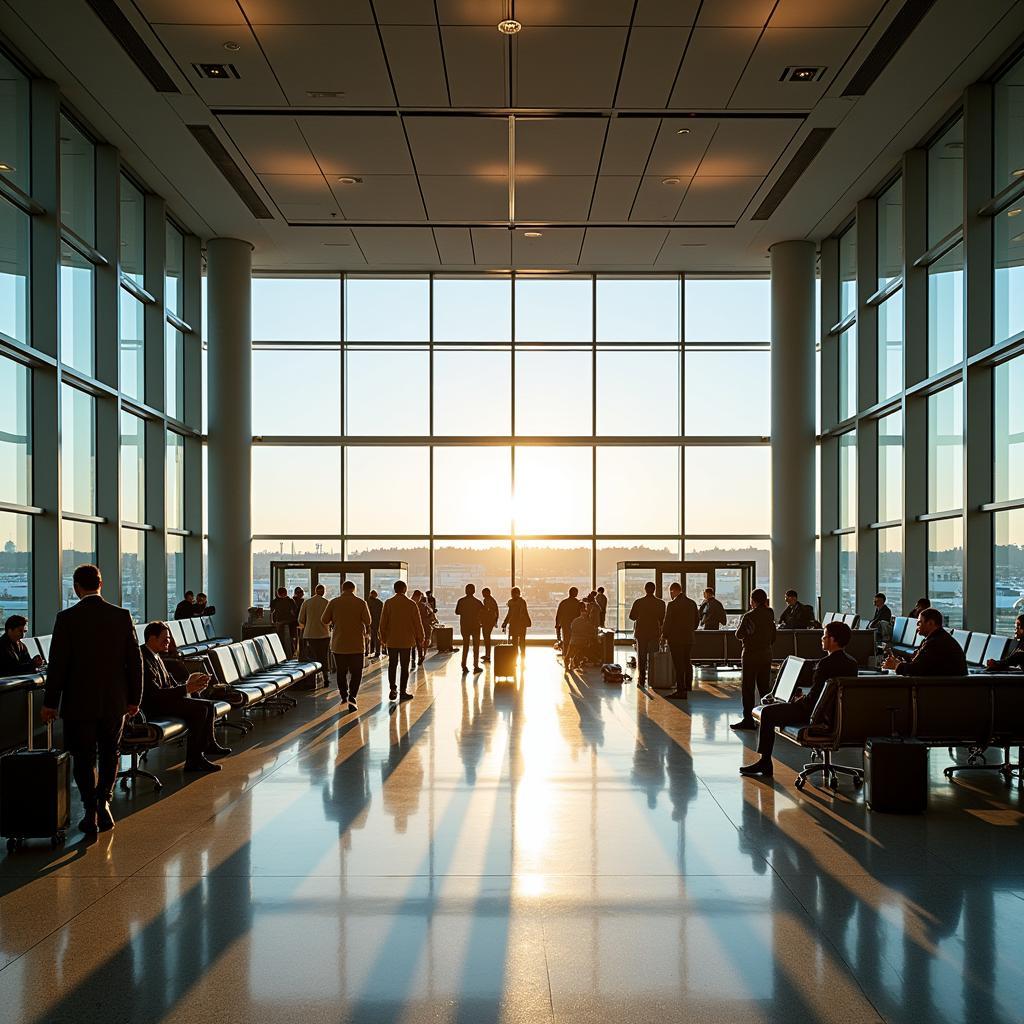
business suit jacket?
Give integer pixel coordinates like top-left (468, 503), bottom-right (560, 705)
top-left (368, 596), bottom-right (384, 627)
top-left (455, 595), bottom-right (484, 632)
top-left (895, 627), bottom-right (968, 676)
top-left (0, 636), bottom-right (35, 677)
top-left (173, 600), bottom-right (194, 620)
top-left (502, 597), bottom-right (531, 633)
top-left (698, 598), bottom-right (727, 630)
top-left (797, 648), bottom-right (859, 726)
top-left (629, 594), bottom-right (666, 643)
top-left (736, 605), bottom-right (776, 659)
top-left (380, 593), bottom-right (425, 649)
top-left (43, 595), bottom-right (143, 720)
top-left (662, 595), bottom-right (699, 646)
top-left (778, 602), bottom-right (815, 630)
top-left (141, 645), bottom-right (188, 706)
top-left (990, 639), bottom-right (1024, 671)
top-left (867, 604), bottom-right (893, 630)
top-left (555, 597), bottom-right (582, 631)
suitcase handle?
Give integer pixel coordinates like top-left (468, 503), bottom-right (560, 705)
top-left (887, 706), bottom-right (900, 740)
top-left (26, 691), bottom-right (53, 752)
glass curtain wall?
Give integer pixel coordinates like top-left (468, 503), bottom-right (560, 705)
top-left (250, 274), bottom-right (772, 635)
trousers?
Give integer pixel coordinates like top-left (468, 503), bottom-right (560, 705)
top-left (668, 641), bottom-right (693, 693)
top-left (636, 637), bottom-right (660, 683)
top-left (461, 627), bottom-right (481, 668)
top-left (63, 714), bottom-right (125, 807)
top-left (756, 701), bottom-right (810, 758)
top-left (387, 647), bottom-right (412, 694)
top-left (334, 652), bottom-right (364, 701)
top-left (741, 654), bottom-right (772, 718)
top-left (145, 692), bottom-right (219, 763)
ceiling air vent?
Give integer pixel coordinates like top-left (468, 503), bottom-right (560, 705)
top-left (751, 127), bottom-right (834, 221)
top-left (186, 125), bottom-right (273, 220)
top-left (85, 0), bottom-right (179, 93)
top-left (193, 63), bottom-right (240, 80)
top-left (842, 0), bottom-right (938, 97)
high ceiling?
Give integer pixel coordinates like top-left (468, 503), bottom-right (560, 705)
top-left (3, 0), bottom-right (1023, 270)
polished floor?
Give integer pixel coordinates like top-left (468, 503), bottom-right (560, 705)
top-left (1, 650), bottom-right (1023, 1023)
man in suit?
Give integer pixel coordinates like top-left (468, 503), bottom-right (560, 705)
top-left (455, 583), bottom-right (485, 674)
top-left (987, 614), bottom-right (1024, 670)
top-left (270, 586), bottom-right (298, 654)
top-left (778, 590), bottom-right (815, 630)
top-left (734, 588), bottom-right (776, 729)
top-left (298, 584), bottom-right (330, 669)
top-left (367, 589), bottom-right (384, 658)
top-left (141, 621), bottom-right (229, 774)
top-left (595, 586), bottom-right (609, 627)
top-left (555, 587), bottom-right (583, 657)
top-left (380, 580), bottom-right (424, 701)
top-left (662, 582), bottom-right (699, 700)
top-left (41, 565), bottom-right (143, 835)
top-left (698, 588), bottom-right (727, 630)
top-left (502, 587), bottom-right (531, 658)
top-left (740, 620), bottom-right (859, 777)
top-left (882, 608), bottom-right (968, 675)
top-left (907, 596), bottom-right (931, 619)
top-left (0, 615), bottom-right (43, 676)
top-left (321, 580), bottom-right (371, 709)
top-left (866, 592), bottom-right (893, 633)
top-left (194, 593), bottom-right (216, 617)
top-left (629, 581), bottom-right (666, 688)
top-left (173, 591), bottom-right (195, 620)
top-left (480, 587), bottom-right (500, 663)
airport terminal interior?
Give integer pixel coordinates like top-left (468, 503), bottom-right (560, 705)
top-left (1, 1), bottom-right (1024, 1021)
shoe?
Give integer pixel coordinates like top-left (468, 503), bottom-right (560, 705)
top-left (461, 665), bottom-right (469, 674)
top-left (78, 810), bottom-right (98, 835)
top-left (482, 657), bottom-right (490, 663)
top-left (388, 686), bottom-right (397, 700)
top-left (348, 700), bottom-right (358, 711)
top-left (668, 691), bottom-right (688, 700)
top-left (206, 743), bottom-right (232, 759)
top-left (637, 679), bottom-right (647, 688)
top-left (96, 801), bottom-right (115, 832)
top-left (731, 719), bottom-right (756, 731)
top-left (399, 692), bottom-right (414, 702)
top-left (739, 760), bottom-right (773, 777)
top-left (184, 757), bottom-right (222, 773)
top-left (473, 665), bottom-right (482, 673)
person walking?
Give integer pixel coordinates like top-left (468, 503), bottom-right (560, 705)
top-left (367, 589), bottom-right (384, 658)
top-left (290, 587), bottom-right (305, 653)
top-left (629, 581), bottom-right (666, 688)
top-left (415, 590), bottom-right (437, 666)
top-left (733, 588), bottom-right (776, 729)
top-left (40, 564), bottom-right (143, 835)
top-left (662, 581), bottom-right (699, 699)
top-left (455, 583), bottom-right (485, 674)
top-left (321, 580), bottom-right (371, 709)
top-left (480, 587), bottom-right (499, 663)
top-left (502, 587), bottom-right (531, 660)
top-left (298, 584), bottom-right (330, 669)
top-left (555, 587), bottom-right (583, 658)
top-left (270, 586), bottom-right (299, 656)
top-left (379, 580), bottom-right (424, 701)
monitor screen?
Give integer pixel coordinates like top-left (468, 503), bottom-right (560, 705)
top-left (965, 633), bottom-right (988, 664)
top-left (772, 657), bottom-right (807, 703)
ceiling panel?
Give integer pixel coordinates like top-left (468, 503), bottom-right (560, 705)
top-left (436, 0), bottom-right (506, 24)
top-left (241, 0), bottom-right (375, 22)
top-left (630, 175), bottom-right (687, 220)
top-left (258, 173), bottom-right (341, 219)
top-left (470, 227), bottom-right (511, 264)
top-left (512, 228), bottom-right (585, 266)
top-left (329, 176), bottom-right (426, 220)
top-left (404, 116), bottom-right (507, 174)
top-left (729, 27), bottom-right (864, 109)
top-left (515, 28), bottom-right (628, 108)
top-left (615, 27), bottom-right (692, 107)
top-left (698, 0), bottom-right (774, 26)
top-left (153, 25), bottom-right (288, 106)
top-left (298, 117), bottom-right (413, 175)
top-left (255, 25), bottom-right (395, 105)
top-left (440, 27), bottom-right (508, 106)
top-left (419, 176), bottom-right (507, 220)
top-left (352, 227), bottom-right (439, 264)
top-left (432, 227), bottom-right (475, 263)
top-left (382, 26), bottom-right (450, 106)
top-left (597, 118), bottom-right (659, 174)
top-left (646, 118), bottom-right (717, 175)
top-left (580, 227), bottom-right (668, 264)
top-left (135, 0), bottom-right (245, 24)
top-left (634, 0), bottom-right (701, 26)
top-left (374, 1), bottom-right (436, 24)
top-left (588, 175), bottom-right (639, 220)
top-left (770, 0), bottom-right (886, 27)
top-left (668, 27), bottom-right (760, 108)
top-left (513, 1), bottom-right (635, 25)
top-left (676, 175), bottom-right (763, 221)
top-left (219, 116), bottom-right (320, 174)
top-left (515, 118), bottom-right (607, 175)
top-left (695, 118), bottom-right (802, 175)
top-left (515, 176), bottom-right (596, 220)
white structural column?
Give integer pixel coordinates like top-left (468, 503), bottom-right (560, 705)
top-left (770, 240), bottom-right (817, 611)
top-left (207, 238), bottom-right (253, 639)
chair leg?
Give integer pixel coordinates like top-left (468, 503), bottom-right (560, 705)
top-left (218, 718), bottom-right (248, 735)
top-left (795, 749), bottom-right (863, 792)
top-left (945, 745), bottom-right (1013, 783)
top-left (117, 749), bottom-right (163, 792)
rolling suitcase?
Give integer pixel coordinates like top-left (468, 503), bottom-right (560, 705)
top-left (493, 640), bottom-right (517, 680)
top-left (864, 711), bottom-right (928, 814)
top-left (647, 648), bottom-right (675, 689)
top-left (432, 626), bottom-right (454, 653)
top-left (0, 711), bottom-right (71, 850)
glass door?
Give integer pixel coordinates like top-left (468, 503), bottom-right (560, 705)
top-left (685, 572), bottom-right (709, 604)
top-left (344, 571), bottom-right (368, 597)
top-left (316, 571), bottom-right (342, 599)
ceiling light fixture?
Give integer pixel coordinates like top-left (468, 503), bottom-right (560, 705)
top-left (1014, 169), bottom-right (1024, 178)
top-left (223, 41), bottom-right (240, 51)
top-left (1008, 208), bottom-right (1022, 218)
top-left (675, 128), bottom-right (690, 135)
top-left (497, 18), bottom-right (522, 34)
top-left (661, 177), bottom-right (681, 185)
top-left (337, 176), bottom-right (361, 185)
top-left (523, 230), bottom-right (542, 238)
top-left (0, 163), bottom-right (14, 172)
top-left (308, 90), bottom-right (345, 98)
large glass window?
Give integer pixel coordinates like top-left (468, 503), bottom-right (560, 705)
top-left (685, 278), bottom-right (769, 343)
top-left (0, 198), bottom-right (30, 344)
top-left (877, 290), bottom-right (903, 401)
top-left (434, 277), bottom-right (510, 341)
top-left (433, 541), bottom-right (511, 616)
top-left (928, 518), bottom-right (963, 628)
top-left (684, 447), bottom-right (770, 535)
top-left (165, 223), bottom-right (183, 318)
top-left (345, 348), bottom-right (428, 435)
top-left (167, 534), bottom-right (184, 618)
top-left (165, 323), bottom-right (183, 420)
top-left (877, 177), bottom-right (903, 290)
top-left (597, 349), bottom-right (680, 436)
top-left (839, 431), bottom-right (856, 530)
top-left (927, 118), bottom-right (963, 246)
top-left (515, 278), bottom-right (591, 342)
top-left (598, 277), bottom-right (679, 342)
top-left (597, 447), bottom-right (680, 535)
top-left (255, 277), bottom-right (341, 341)
top-left (994, 509), bottom-right (1024, 635)
top-left (514, 540), bottom-right (591, 635)
top-left (994, 206), bottom-right (1024, 345)
top-left (0, 50), bottom-right (30, 195)
top-left (61, 385), bottom-right (95, 515)
top-left (877, 411), bottom-right (903, 523)
top-left (514, 349), bottom-right (592, 436)
top-left (253, 446), bottom-right (341, 535)
top-left (433, 349), bottom-right (511, 435)
top-left (994, 354), bottom-right (1024, 503)
top-left (0, 355), bottom-right (30, 506)
top-left (61, 519), bottom-right (95, 608)
top-left (119, 175), bottom-right (145, 287)
top-left (928, 243), bottom-right (964, 374)
top-left (59, 114), bottom-right (95, 243)
top-left (685, 350), bottom-right (769, 436)
top-left (928, 384), bottom-right (963, 513)
top-left (119, 289), bottom-right (145, 401)
top-left (120, 411), bottom-right (145, 524)
top-left (120, 527), bottom-right (145, 623)
top-left (433, 447), bottom-right (511, 535)
top-left (878, 527), bottom-right (902, 608)
top-left (839, 535), bottom-right (857, 613)
top-left (59, 243), bottom-right (94, 376)
top-left (514, 446), bottom-right (593, 535)
top-left (345, 277), bottom-right (427, 342)
top-left (994, 55), bottom-right (1024, 195)
top-left (0, 511), bottom-right (31, 622)
top-left (344, 446), bottom-right (426, 535)
top-left (838, 227), bottom-right (857, 320)
top-left (252, 348), bottom-right (340, 435)
top-left (166, 430), bottom-right (184, 530)
top-left (838, 324), bottom-right (857, 421)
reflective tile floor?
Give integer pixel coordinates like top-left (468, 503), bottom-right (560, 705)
top-left (1, 650), bottom-right (1023, 1023)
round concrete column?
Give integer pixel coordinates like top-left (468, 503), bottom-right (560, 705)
top-left (206, 238), bottom-right (252, 640)
top-left (770, 240), bottom-right (817, 612)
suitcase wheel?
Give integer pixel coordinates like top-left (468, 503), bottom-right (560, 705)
top-left (794, 777), bottom-right (805, 791)
top-left (853, 775), bottom-right (864, 789)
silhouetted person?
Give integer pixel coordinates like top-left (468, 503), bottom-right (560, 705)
top-left (595, 586), bottom-right (608, 627)
top-left (290, 587), bottom-right (305, 652)
top-left (480, 587), bottom-right (499, 663)
top-left (629, 581), bottom-right (666, 688)
top-left (380, 580), bottom-right (424, 701)
top-left (0, 615), bottom-right (43, 676)
top-left (141, 621), bottom-right (228, 774)
top-left (414, 590), bottom-right (437, 665)
top-left (41, 565), bottom-right (143, 835)
top-left (882, 608), bottom-right (967, 675)
top-left (698, 588), bottom-right (727, 630)
top-left (567, 607), bottom-right (598, 670)
top-left (734, 588), bottom-right (776, 729)
top-left (173, 590), bottom-right (195, 619)
top-left (740, 621), bottom-right (858, 777)
top-left (455, 583), bottom-right (484, 674)
top-left (270, 586), bottom-right (298, 652)
top-left (367, 589), bottom-right (384, 658)
top-left (298, 584), bottom-right (330, 667)
top-left (194, 593), bottom-right (216, 617)
top-left (988, 614), bottom-right (1024, 670)
top-left (662, 581), bottom-right (699, 699)
top-left (502, 587), bottom-right (531, 658)
top-left (907, 596), bottom-right (931, 619)
top-left (555, 587), bottom-right (583, 656)
top-left (322, 580), bottom-right (371, 709)
top-left (778, 589), bottom-right (815, 630)
top-left (866, 592), bottom-right (892, 639)
top-left (425, 590), bottom-right (437, 613)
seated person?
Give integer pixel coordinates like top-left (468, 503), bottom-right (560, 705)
top-left (987, 614), bottom-right (1024, 671)
top-left (140, 622), bottom-right (230, 773)
top-left (0, 615), bottom-right (44, 676)
top-left (174, 591), bottom-right (196, 619)
top-left (866, 592), bottom-right (892, 632)
top-left (778, 590), bottom-right (815, 630)
top-left (246, 606), bottom-right (264, 625)
top-left (740, 620), bottom-right (858, 777)
top-left (907, 596), bottom-right (930, 619)
top-left (194, 593), bottom-right (216, 617)
top-left (567, 609), bottom-right (599, 669)
top-left (881, 608), bottom-right (967, 675)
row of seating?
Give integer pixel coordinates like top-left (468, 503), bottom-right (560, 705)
top-left (822, 611), bottom-right (861, 629)
top-left (889, 616), bottom-right (1011, 666)
top-left (691, 628), bottom-right (876, 666)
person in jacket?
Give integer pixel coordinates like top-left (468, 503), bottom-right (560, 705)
top-left (367, 589), bottom-right (384, 658)
top-left (778, 590), bottom-right (815, 630)
top-left (270, 586), bottom-right (298, 653)
top-left (555, 587), bottom-right (583, 657)
top-left (629, 581), bottom-right (666, 688)
top-left (380, 580), bottom-right (424, 701)
top-left (698, 588), bottom-right (727, 630)
top-left (567, 607), bottom-right (599, 670)
top-left (455, 583), bottom-right (485, 674)
top-left (173, 591), bottom-right (195, 620)
top-left (907, 596), bottom-right (931, 619)
top-left (194, 593), bottom-right (216, 617)
top-left (734, 588), bottom-right (776, 729)
top-left (0, 615), bottom-right (43, 676)
top-left (414, 590), bottom-right (437, 666)
top-left (298, 584), bottom-right (330, 668)
top-left (502, 587), bottom-right (531, 658)
top-left (740, 621), bottom-right (859, 777)
top-left (321, 580), bottom-right (371, 709)
top-left (595, 586), bottom-right (609, 626)
top-left (662, 582), bottom-right (699, 699)
top-left (866, 593), bottom-right (892, 633)
top-left (480, 587), bottom-right (500, 663)
top-left (987, 614), bottom-right (1024, 670)
top-left (40, 565), bottom-right (143, 835)
top-left (882, 608), bottom-right (967, 675)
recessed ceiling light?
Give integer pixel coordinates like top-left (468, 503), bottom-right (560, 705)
top-left (497, 18), bottom-right (522, 34)
top-left (223, 41), bottom-right (240, 51)
top-left (661, 177), bottom-right (681, 185)
top-left (308, 90), bottom-right (345, 98)
top-left (675, 128), bottom-right (690, 135)
top-left (1014, 169), bottom-right (1024, 178)
top-left (0, 163), bottom-right (14, 172)
top-left (523, 231), bottom-right (542, 238)
top-left (1009, 208), bottom-right (1022, 218)
top-left (336, 176), bottom-right (361, 185)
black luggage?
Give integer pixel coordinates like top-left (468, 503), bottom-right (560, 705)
top-left (493, 640), bottom-right (516, 680)
top-left (1, 720), bottom-right (71, 849)
top-left (864, 735), bottom-right (928, 813)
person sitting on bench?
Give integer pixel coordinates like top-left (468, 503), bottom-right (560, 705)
top-left (739, 620), bottom-right (858, 777)
top-left (987, 614), bottom-right (1024, 671)
top-left (140, 621), bottom-right (230, 773)
top-left (778, 589), bottom-right (815, 630)
top-left (881, 608), bottom-right (967, 675)
top-left (0, 615), bottom-right (43, 676)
